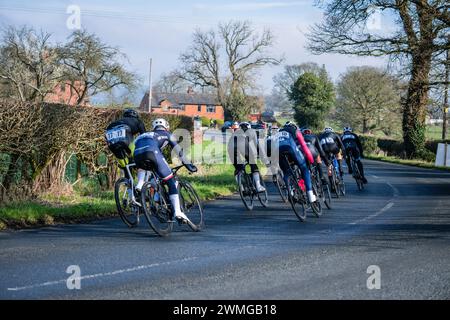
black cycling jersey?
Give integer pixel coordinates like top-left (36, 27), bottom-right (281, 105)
top-left (341, 132), bottom-right (363, 156)
top-left (106, 117), bottom-right (146, 136)
top-left (303, 133), bottom-right (330, 166)
top-left (318, 131), bottom-right (345, 155)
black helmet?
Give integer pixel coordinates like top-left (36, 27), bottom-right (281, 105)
top-left (284, 121), bottom-right (298, 130)
top-left (123, 108), bottom-right (139, 119)
top-left (239, 122), bottom-right (251, 131)
top-left (302, 128), bottom-right (312, 135)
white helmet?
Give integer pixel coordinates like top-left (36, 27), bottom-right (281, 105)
top-left (152, 118), bottom-right (169, 130)
top-left (324, 127), bottom-right (334, 133)
top-left (343, 126), bottom-right (353, 132)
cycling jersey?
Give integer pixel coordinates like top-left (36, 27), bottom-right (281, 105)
top-left (105, 117), bottom-right (146, 161)
top-left (341, 132), bottom-right (363, 157)
top-left (134, 129), bottom-right (186, 181)
top-left (303, 133), bottom-right (330, 166)
top-left (276, 127), bottom-right (314, 192)
top-left (318, 132), bottom-right (345, 156)
top-left (227, 128), bottom-right (262, 174)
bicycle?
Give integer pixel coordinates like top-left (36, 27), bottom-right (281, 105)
top-left (114, 163), bottom-right (149, 228)
top-left (237, 163), bottom-right (269, 211)
top-left (348, 150), bottom-right (365, 191)
top-left (140, 165), bottom-right (204, 237)
top-left (328, 154), bottom-right (346, 198)
top-left (310, 163), bottom-right (331, 211)
top-left (273, 168), bottom-right (288, 203)
top-left (282, 154), bottom-right (321, 221)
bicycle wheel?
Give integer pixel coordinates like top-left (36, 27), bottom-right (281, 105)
top-left (114, 177), bottom-right (139, 228)
top-left (273, 171), bottom-right (288, 203)
top-left (140, 182), bottom-right (173, 237)
top-left (287, 174), bottom-right (307, 222)
top-left (330, 171), bottom-right (340, 198)
top-left (178, 180), bottom-right (204, 231)
top-left (238, 172), bottom-right (254, 211)
top-left (339, 175), bottom-right (346, 196)
top-left (353, 161), bottom-right (364, 191)
top-left (310, 176), bottom-right (323, 217)
top-left (323, 183), bottom-right (332, 209)
top-left (257, 173), bottom-right (269, 207)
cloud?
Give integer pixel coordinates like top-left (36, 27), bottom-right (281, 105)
top-left (194, 1), bottom-right (309, 12)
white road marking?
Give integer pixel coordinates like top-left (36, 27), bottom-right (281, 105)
top-left (349, 202), bottom-right (394, 225)
top-left (7, 256), bottom-right (197, 292)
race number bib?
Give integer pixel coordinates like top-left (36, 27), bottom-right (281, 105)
top-left (106, 127), bottom-right (127, 143)
top-left (320, 137), bottom-right (334, 145)
top-left (276, 131), bottom-right (290, 141)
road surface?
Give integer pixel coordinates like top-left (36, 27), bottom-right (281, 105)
top-left (1, 160), bottom-right (449, 299)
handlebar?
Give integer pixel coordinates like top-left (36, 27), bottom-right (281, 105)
top-left (172, 165), bottom-right (186, 175)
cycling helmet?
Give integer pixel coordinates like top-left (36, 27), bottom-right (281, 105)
top-left (284, 121), bottom-right (298, 130)
top-left (302, 128), bottom-right (312, 135)
top-left (239, 122), bottom-right (251, 131)
top-left (152, 118), bottom-right (169, 130)
top-left (343, 126), bottom-right (353, 133)
top-left (123, 108), bottom-right (139, 119)
top-left (324, 127), bottom-right (334, 133)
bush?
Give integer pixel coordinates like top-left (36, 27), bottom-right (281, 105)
top-left (359, 135), bottom-right (378, 155)
top-left (377, 138), bottom-right (405, 157)
top-left (201, 116), bottom-right (210, 127)
top-left (425, 139), bottom-right (450, 154)
top-left (216, 119), bottom-right (224, 127)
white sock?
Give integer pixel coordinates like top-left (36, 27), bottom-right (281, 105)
top-left (136, 169), bottom-right (146, 190)
top-left (307, 190), bottom-right (317, 202)
top-left (252, 172), bottom-right (263, 189)
top-left (169, 194), bottom-right (184, 218)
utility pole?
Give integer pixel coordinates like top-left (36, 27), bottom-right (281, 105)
top-left (443, 49), bottom-right (449, 140)
top-left (148, 58), bottom-right (153, 113)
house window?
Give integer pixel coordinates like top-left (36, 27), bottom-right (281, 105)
top-left (206, 105), bottom-right (216, 113)
top-left (197, 105), bottom-right (202, 112)
top-left (179, 104), bottom-right (185, 111)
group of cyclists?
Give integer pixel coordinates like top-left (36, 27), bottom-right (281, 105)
top-left (105, 109), bottom-right (368, 229)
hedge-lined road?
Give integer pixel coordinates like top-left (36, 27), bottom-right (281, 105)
top-left (1, 160), bottom-right (449, 299)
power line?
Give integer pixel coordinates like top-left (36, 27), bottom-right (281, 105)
top-left (0, 5), bottom-right (216, 26)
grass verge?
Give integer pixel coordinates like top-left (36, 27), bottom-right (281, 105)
top-left (0, 163), bottom-right (236, 230)
top-left (366, 154), bottom-right (450, 172)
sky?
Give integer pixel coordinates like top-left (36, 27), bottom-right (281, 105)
top-left (0, 0), bottom-right (387, 101)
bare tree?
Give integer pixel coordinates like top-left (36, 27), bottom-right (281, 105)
top-left (60, 30), bottom-right (137, 105)
top-left (335, 66), bottom-right (402, 135)
top-left (153, 71), bottom-right (190, 93)
top-left (179, 20), bottom-right (281, 119)
top-left (0, 26), bottom-right (61, 102)
top-left (307, 0), bottom-right (449, 157)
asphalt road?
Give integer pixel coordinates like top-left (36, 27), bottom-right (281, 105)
top-left (1, 160), bottom-right (449, 299)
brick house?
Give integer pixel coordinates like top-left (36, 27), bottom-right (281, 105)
top-left (45, 81), bottom-right (89, 106)
top-left (139, 90), bottom-right (224, 121)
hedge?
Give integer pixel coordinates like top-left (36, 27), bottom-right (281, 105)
top-left (0, 99), bottom-right (193, 202)
top-left (359, 134), bottom-right (442, 162)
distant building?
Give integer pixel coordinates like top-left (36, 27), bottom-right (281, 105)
top-left (45, 81), bottom-right (89, 106)
top-left (139, 89), bottom-right (224, 121)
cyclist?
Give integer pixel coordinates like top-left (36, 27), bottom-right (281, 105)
top-left (227, 122), bottom-right (266, 193)
top-left (319, 127), bottom-right (346, 178)
top-left (276, 121), bottom-right (316, 203)
top-left (133, 118), bottom-right (198, 223)
top-left (302, 128), bottom-right (330, 186)
top-left (105, 108), bottom-right (146, 182)
top-left (341, 127), bottom-right (368, 184)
